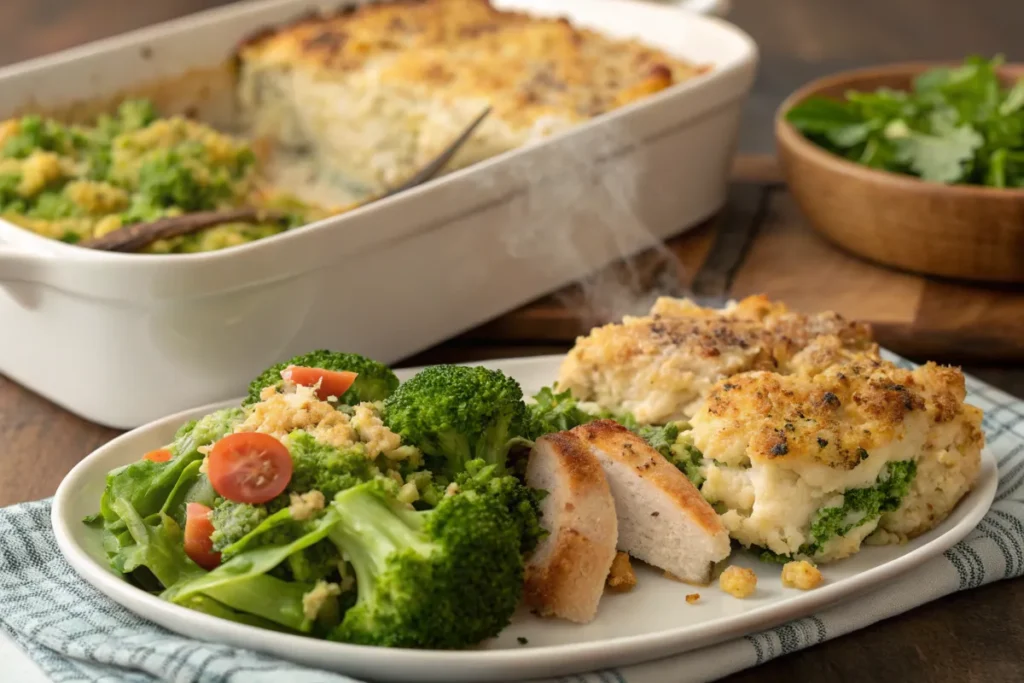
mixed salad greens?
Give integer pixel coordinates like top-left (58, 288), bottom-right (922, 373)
top-left (87, 351), bottom-right (711, 649)
top-left (786, 55), bottom-right (1024, 187)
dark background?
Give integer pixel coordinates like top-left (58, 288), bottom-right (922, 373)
top-left (1, 1), bottom-right (1023, 681)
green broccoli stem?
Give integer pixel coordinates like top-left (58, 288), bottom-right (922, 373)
top-left (328, 486), bottom-right (434, 605)
top-left (473, 415), bottom-right (514, 474)
top-left (199, 573), bottom-right (313, 632)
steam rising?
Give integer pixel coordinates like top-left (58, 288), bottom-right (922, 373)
top-left (492, 119), bottom-right (690, 330)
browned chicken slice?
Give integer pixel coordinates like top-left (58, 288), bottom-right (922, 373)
top-left (572, 420), bottom-right (731, 585)
top-left (557, 294), bottom-right (875, 424)
top-left (524, 431), bottom-right (619, 624)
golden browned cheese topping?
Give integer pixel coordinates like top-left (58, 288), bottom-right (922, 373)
top-left (557, 295), bottom-right (876, 424)
top-left (238, 0), bottom-right (707, 129)
top-left (698, 352), bottom-right (970, 471)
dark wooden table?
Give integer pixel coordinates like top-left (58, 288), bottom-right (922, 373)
top-left (2, 1), bottom-right (1023, 681)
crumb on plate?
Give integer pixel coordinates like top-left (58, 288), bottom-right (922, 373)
top-left (781, 560), bottom-right (823, 590)
top-left (606, 552), bottom-right (637, 593)
top-left (719, 566), bottom-right (757, 598)
top-left (685, 593), bottom-right (700, 604)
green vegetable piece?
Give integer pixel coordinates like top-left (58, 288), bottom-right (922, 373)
top-left (158, 459), bottom-right (206, 527)
top-left (2, 115), bottom-right (73, 159)
top-left (209, 501), bottom-right (270, 553)
top-left (637, 422), bottom-right (706, 488)
top-left (454, 459), bottom-right (547, 554)
top-left (245, 350), bottom-right (399, 407)
top-left (109, 497), bottom-right (204, 589)
top-left (795, 459), bottom-right (918, 560)
top-left (218, 507), bottom-right (296, 559)
top-left (327, 480), bottom-right (523, 649)
top-left (524, 385), bottom-right (598, 439)
top-left (383, 364), bottom-right (527, 477)
top-left (162, 506), bottom-right (344, 631)
top-left (285, 430), bottom-right (378, 501)
top-left (199, 572), bottom-right (317, 633)
top-left (27, 191), bottom-right (81, 220)
top-left (179, 594), bottom-right (296, 632)
top-left (98, 408), bottom-right (242, 525)
top-left (785, 55), bottom-right (1024, 188)
top-left (891, 124), bottom-right (983, 183)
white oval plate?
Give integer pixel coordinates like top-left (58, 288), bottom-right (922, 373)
top-left (53, 354), bottom-right (997, 683)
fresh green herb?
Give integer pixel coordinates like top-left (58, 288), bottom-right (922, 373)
top-left (786, 55), bottom-right (1024, 187)
top-left (636, 422), bottom-right (706, 488)
top-left (524, 385), bottom-right (706, 486)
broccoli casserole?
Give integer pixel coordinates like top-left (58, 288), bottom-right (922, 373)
top-left (236, 0), bottom-right (709, 197)
top-left (555, 295), bottom-right (985, 564)
top-left (0, 100), bottom-right (328, 252)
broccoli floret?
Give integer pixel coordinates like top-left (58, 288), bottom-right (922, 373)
top-left (402, 470), bottom-right (445, 508)
top-left (636, 422), bottom-right (706, 488)
top-left (209, 432), bottom-right (378, 556)
top-left (171, 407), bottom-right (244, 459)
top-left (383, 365), bottom-right (527, 477)
top-left (209, 501), bottom-right (268, 552)
top-left (245, 350), bottom-right (399, 407)
top-left (760, 459), bottom-right (918, 563)
top-left (285, 431), bottom-right (378, 501)
top-left (286, 538), bottom-right (341, 583)
top-left (2, 115), bottom-right (74, 158)
top-left (134, 146), bottom-right (235, 212)
top-left (327, 479), bottom-right (523, 649)
top-left (454, 459), bottom-right (546, 555)
top-left (804, 460), bottom-right (917, 553)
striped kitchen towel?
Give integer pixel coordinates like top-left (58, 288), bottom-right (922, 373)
top-left (1, 366), bottom-right (1022, 683)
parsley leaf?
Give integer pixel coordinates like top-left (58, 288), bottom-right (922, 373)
top-left (786, 55), bottom-right (1024, 187)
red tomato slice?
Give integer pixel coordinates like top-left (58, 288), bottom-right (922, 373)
top-left (184, 502), bottom-right (221, 570)
top-left (143, 448), bottom-right (172, 463)
top-left (281, 365), bottom-right (358, 401)
top-left (207, 432), bottom-right (293, 504)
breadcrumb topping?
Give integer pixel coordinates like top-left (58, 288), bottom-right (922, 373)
top-left (781, 560), bottom-right (823, 590)
top-left (606, 552), bottom-right (637, 593)
top-left (238, 385), bottom-right (418, 462)
top-left (302, 580), bottom-right (341, 620)
top-left (289, 490), bottom-right (326, 521)
top-left (351, 402), bottom-right (403, 458)
top-left (238, 383), bottom-right (357, 448)
top-left (719, 566), bottom-right (757, 599)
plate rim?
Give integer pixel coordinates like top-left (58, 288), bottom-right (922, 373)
top-left (51, 353), bottom-right (999, 682)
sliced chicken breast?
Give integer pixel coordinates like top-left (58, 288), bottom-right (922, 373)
top-left (572, 420), bottom-right (731, 584)
top-left (524, 431), bottom-right (619, 624)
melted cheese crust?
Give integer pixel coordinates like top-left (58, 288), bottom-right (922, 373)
top-left (557, 295), bottom-right (875, 425)
top-left (235, 0), bottom-right (707, 196)
top-left (691, 353), bottom-right (984, 561)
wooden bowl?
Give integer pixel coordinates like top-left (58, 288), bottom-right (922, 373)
top-left (775, 63), bottom-right (1024, 283)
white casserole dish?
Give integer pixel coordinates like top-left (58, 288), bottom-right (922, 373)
top-left (0, 0), bottom-right (757, 429)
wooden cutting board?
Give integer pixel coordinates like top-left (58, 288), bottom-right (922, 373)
top-left (458, 156), bottom-right (1024, 364)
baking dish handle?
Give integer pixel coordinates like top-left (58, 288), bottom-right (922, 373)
top-left (0, 242), bottom-right (52, 284)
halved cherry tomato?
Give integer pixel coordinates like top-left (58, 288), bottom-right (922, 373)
top-left (207, 432), bottom-right (293, 504)
top-left (281, 365), bottom-right (358, 401)
top-left (184, 502), bottom-right (221, 570)
top-left (143, 448), bottom-right (172, 463)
